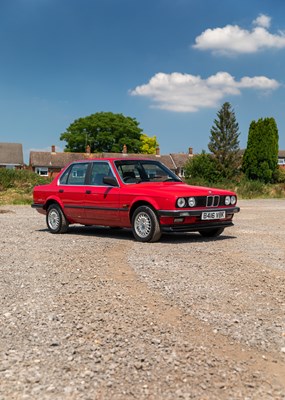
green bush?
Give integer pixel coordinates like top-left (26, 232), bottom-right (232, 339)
top-left (185, 173), bottom-right (285, 199)
top-left (0, 169), bottom-right (50, 192)
top-left (184, 151), bottom-right (221, 183)
top-left (236, 178), bottom-right (269, 199)
top-left (273, 168), bottom-right (285, 183)
top-left (0, 169), bottom-right (52, 205)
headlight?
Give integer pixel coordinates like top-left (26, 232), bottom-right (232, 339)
top-left (231, 195), bottom-right (236, 205)
top-left (177, 197), bottom-right (186, 208)
top-left (188, 197), bottom-right (196, 207)
top-left (225, 196), bottom-right (231, 206)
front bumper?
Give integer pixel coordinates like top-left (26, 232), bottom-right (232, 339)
top-left (158, 206), bottom-right (240, 233)
top-left (31, 203), bottom-right (44, 209)
top-left (157, 206), bottom-right (240, 218)
top-left (161, 220), bottom-right (234, 233)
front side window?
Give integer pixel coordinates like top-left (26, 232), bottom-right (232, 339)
top-left (115, 160), bottom-right (181, 183)
top-left (90, 161), bottom-right (115, 185)
top-left (59, 163), bottom-right (89, 185)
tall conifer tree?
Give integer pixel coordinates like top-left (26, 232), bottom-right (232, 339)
top-left (208, 102), bottom-right (240, 179)
top-left (242, 118), bottom-right (279, 182)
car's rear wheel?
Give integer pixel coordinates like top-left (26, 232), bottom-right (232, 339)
top-left (199, 227), bottom-right (224, 237)
top-left (46, 204), bottom-right (69, 234)
top-left (132, 206), bottom-right (161, 242)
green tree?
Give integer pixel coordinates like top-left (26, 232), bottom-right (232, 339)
top-left (242, 117), bottom-right (279, 183)
top-left (60, 112), bottom-right (144, 153)
top-left (208, 102), bottom-right (241, 179)
top-left (184, 151), bottom-right (221, 183)
top-left (140, 134), bottom-right (159, 154)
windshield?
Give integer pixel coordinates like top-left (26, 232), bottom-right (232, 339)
top-left (114, 160), bottom-right (181, 184)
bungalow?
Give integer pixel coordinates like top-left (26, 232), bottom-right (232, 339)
top-left (29, 145), bottom-right (88, 178)
top-left (29, 145), bottom-right (194, 178)
top-left (0, 143), bottom-right (24, 169)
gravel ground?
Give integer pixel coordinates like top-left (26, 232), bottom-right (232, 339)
top-left (0, 199), bottom-right (285, 400)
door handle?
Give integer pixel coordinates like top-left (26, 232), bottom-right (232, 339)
top-left (59, 189), bottom-right (64, 193)
top-left (86, 190), bottom-right (91, 194)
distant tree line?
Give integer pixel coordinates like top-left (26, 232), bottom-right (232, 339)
top-left (60, 106), bottom-right (283, 184)
top-left (185, 102), bottom-right (282, 184)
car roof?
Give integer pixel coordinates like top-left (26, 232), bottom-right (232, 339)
top-left (70, 157), bottom-right (161, 163)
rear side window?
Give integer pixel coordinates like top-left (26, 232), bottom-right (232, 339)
top-left (59, 163), bottom-right (89, 185)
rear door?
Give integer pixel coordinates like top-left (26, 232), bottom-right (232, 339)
top-left (57, 162), bottom-right (90, 222)
top-left (84, 161), bottom-right (121, 225)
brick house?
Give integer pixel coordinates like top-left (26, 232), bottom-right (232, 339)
top-left (0, 143), bottom-right (24, 169)
top-left (29, 145), bottom-right (194, 178)
top-left (278, 150), bottom-right (285, 168)
top-left (29, 145), bottom-right (89, 178)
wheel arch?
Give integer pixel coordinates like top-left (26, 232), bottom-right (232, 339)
top-left (44, 197), bottom-right (64, 212)
top-left (129, 200), bottom-right (159, 223)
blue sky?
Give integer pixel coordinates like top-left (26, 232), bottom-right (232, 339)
top-left (0, 0), bottom-right (285, 163)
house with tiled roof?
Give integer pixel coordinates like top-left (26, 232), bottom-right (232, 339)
top-left (278, 150), bottom-right (285, 168)
top-left (29, 145), bottom-right (194, 178)
top-left (0, 143), bottom-right (24, 169)
top-left (29, 145), bottom-right (90, 177)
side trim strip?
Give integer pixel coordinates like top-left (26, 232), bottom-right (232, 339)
top-left (64, 205), bottom-right (129, 212)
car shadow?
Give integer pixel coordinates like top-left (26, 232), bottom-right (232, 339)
top-left (159, 232), bottom-right (236, 244)
top-left (38, 225), bottom-right (236, 244)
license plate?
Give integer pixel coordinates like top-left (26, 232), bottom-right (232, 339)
top-left (201, 211), bottom-right (226, 220)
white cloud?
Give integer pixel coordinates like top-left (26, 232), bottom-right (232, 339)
top-left (253, 14), bottom-right (271, 29)
top-left (193, 14), bottom-right (285, 55)
top-left (130, 72), bottom-right (280, 113)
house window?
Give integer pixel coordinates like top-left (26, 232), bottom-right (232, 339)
top-left (35, 167), bottom-right (49, 176)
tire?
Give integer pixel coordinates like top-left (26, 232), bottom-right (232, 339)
top-left (132, 206), bottom-right (161, 242)
top-left (199, 227), bottom-right (224, 237)
top-left (46, 204), bottom-right (69, 234)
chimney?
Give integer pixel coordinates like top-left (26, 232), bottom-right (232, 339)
top-left (122, 144), bottom-right (127, 154)
top-left (188, 147), bottom-right (193, 156)
top-left (155, 147), bottom-right (160, 156)
top-left (51, 145), bottom-right (56, 153)
top-left (86, 145), bottom-right (91, 154)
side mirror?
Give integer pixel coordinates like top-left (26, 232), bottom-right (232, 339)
top-left (103, 176), bottom-right (119, 187)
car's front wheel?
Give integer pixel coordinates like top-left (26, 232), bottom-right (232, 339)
top-left (132, 206), bottom-right (161, 242)
top-left (199, 227), bottom-right (224, 237)
top-left (46, 204), bottom-right (69, 234)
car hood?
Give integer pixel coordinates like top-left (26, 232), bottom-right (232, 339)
top-left (122, 182), bottom-right (235, 197)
